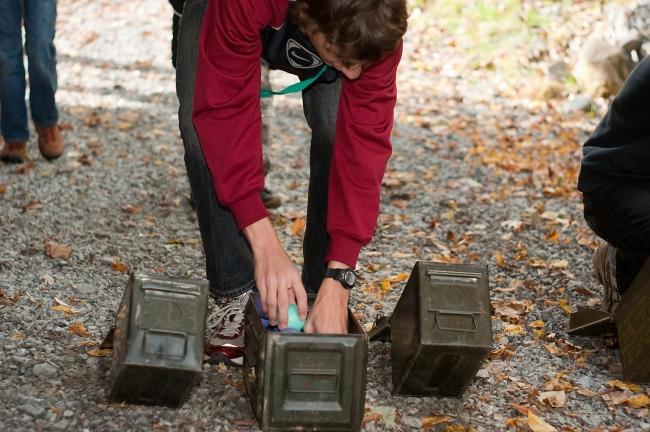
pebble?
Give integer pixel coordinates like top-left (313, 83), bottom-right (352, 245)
top-left (401, 415), bottom-right (421, 429)
top-left (19, 404), bottom-right (45, 417)
top-left (33, 363), bottom-right (58, 378)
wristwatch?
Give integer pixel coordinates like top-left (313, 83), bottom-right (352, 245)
top-left (324, 268), bottom-right (357, 289)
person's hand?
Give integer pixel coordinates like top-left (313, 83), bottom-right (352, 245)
top-left (243, 218), bottom-right (308, 329)
top-left (304, 264), bottom-right (351, 334)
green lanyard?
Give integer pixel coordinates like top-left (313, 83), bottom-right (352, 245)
top-left (260, 65), bottom-right (328, 98)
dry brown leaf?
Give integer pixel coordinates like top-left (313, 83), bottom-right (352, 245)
top-left (111, 261), bottom-right (129, 273)
top-left (558, 299), bottom-right (572, 314)
top-left (291, 218), bottom-right (306, 236)
top-left (422, 415), bottom-right (451, 429)
top-left (121, 204), bottom-right (142, 214)
top-left (444, 425), bottom-right (466, 432)
top-left (380, 279), bottom-right (392, 292)
top-left (504, 324), bottom-right (525, 336)
top-left (390, 272), bottom-right (409, 282)
top-left (51, 304), bottom-right (78, 315)
top-left (529, 320), bottom-right (545, 328)
top-left (44, 240), bottom-right (73, 259)
top-left (607, 380), bottom-right (642, 393)
top-left (361, 413), bottom-right (382, 427)
top-left (233, 418), bottom-right (257, 426)
top-left (576, 387), bottom-right (598, 397)
top-left (69, 322), bottom-right (92, 338)
top-left (627, 395), bottom-right (650, 409)
top-left (494, 252), bottom-right (506, 268)
top-left (601, 390), bottom-right (629, 406)
top-left (86, 347), bottom-right (111, 357)
top-left (0, 184), bottom-right (6, 194)
top-left (549, 259), bottom-right (569, 270)
top-left (528, 411), bottom-right (557, 432)
top-left (537, 390), bottom-right (566, 408)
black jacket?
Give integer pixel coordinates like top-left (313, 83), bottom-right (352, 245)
top-left (578, 56), bottom-right (650, 193)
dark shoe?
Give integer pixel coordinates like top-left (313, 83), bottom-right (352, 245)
top-left (37, 124), bottom-right (64, 160)
top-left (0, 140), bottom-right (28, 163)
top-left (261, 187), bottom-right (282, 209)
top-left (204, 291), bottom-right (250, 366)
top-left (593, 242), bottom-right (620, 314)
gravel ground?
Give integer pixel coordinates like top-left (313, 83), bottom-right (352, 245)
top-left (1, 1), bottom-right (649, 431)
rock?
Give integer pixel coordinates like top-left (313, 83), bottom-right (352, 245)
top-left (574, 35), bottom-right (635, 97)
top-left (564, 94), bottom-right (593, 114)
top-left (19, 404), bottom-right (45, 417)
top-left (547, 60), bottom-right (571, 81)
top-left (401, 415), bottom-right (421, 429)
top-left (33, 363), bottom-right (58, 378)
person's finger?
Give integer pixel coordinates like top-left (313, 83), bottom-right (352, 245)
top-left (277, 278), bottom-right (289, 329)
top-left (266, 277), bottom-right (278, 326)
top-left (303, 313), bottom-right (315, 333)
top-left (288, 287), bottom-right (296, 305)
top-left (292, 275), bottom-right (308, 320)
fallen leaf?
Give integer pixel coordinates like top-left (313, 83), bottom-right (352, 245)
top-left (494, 252), bottom-right (507, 268)
top-left (0, 184), bottom-right (6, 194)
top-left (558, 299), bottom-right (572, 314)
top-left (504, 324), bottom-right (525, 336)
top-left (111, 261), bottom-right (129, 273)
top-left (361, 413), bottom-right (382, 427)
top-left (628, 395), bottom-right (650, 409)
top-left (121, 204), bottom-right (142, 214)
top-left (608, 380), bottom-right (642, 393)
top-left (422, 415), bottom-right (451, 428)
top-left (529, 320), bottom-right (545, 328)
top-left (51, 304), bottom-right (78, 315)
top-left (86, 347), bottom-right (111, 357)
top-left (528, 411), bottom-right (557, 432)
top-left (549, 259), bottom-right (569, 270)
top-left (390, 272), bottom-right (409, 282)
top-left (291, 218), bottom-right (306, 236)
top-left (69, 322), bottom-right (92, 338)
top-left (233, 419), bottom-right (257, 426)
top-left (380, 279), bottom-right (392, 292)
top-left (538, 390), bottom-right (566, 408)
top-left (576, 387), bottom-right (598, 397)
top-left (44, 240), bottom-right (73, 259)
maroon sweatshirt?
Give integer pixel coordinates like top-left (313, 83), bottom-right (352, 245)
top-left (193, 0), bottom-right (402, 268)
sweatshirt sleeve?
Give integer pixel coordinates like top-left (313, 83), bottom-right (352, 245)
top-left (325, 42), bottom-right (403, 268)
top-left (192, 0), bottom-right (286, 229)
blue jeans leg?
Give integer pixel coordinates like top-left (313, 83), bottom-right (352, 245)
top-left (176, 0), bottom-right (255, 298)
top-left (24, 0), bottom-right (58, 128)
top-left (0, 0), bottom-right (28, 142)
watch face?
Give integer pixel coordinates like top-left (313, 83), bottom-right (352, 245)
top-left (343, 270), bottom-right (356, 286)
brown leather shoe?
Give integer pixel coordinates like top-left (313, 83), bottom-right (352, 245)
top-left (37, 124), bottom-right (64, 160)
top-left (0, 140), bottom-right (28, 163)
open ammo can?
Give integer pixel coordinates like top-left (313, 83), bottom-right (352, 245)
top-left (390, 261), bottom-right (492, 397)
top-left (243, 293), bottom-right (367, 431)
top-left (108, 273), bottom-right (209, 407)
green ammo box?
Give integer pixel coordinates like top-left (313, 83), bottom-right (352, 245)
top-left (243, 293), bottom-right (367, 431)
top-left (390, 261), bottom-right (492, 397)
top-left (108, 273), bottom-right (209, 407)
top-left (614, 258), bottom-right (650, 383)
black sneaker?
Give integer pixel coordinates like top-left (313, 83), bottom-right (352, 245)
top-left (204, 291), bottom-right (249, 367)
top-left (261, 188), bottom-right (282, 209)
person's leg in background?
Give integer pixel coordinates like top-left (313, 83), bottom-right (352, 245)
top-left (175, 0), bottom-right (254, 365)
top-left (583, 179), bottom-right (650, 312)
top-left (0, 0), bottom-right (29, 163)
top-left (260, 61), bottom-right (282, 209)
top-left (23, 0), bottom-right (63, 160)
top-left (300, 78), bottom-right (342, 293)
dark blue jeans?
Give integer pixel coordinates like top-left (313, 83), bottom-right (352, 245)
top-left (0, 0), bottom-right (59, 142)
top-left (583, 178), bottom-right (650, 294)
top-left (176, 0), bottom-right (338, 298)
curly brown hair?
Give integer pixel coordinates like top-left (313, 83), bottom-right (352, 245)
top-left (292, 0), bottom-right (408, 66)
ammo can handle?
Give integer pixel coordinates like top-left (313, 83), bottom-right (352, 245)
top-left (435, 312), bottom-right (477, 332)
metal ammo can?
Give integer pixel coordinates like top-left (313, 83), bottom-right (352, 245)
top-left (243, 293), bottom-right (367, 431)
top-left (108, 273), bottom-right (209, 407)
top-left (615, 258), bottom-right (650, 383)
top-left (390, 261), bottom-right (492, 397)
